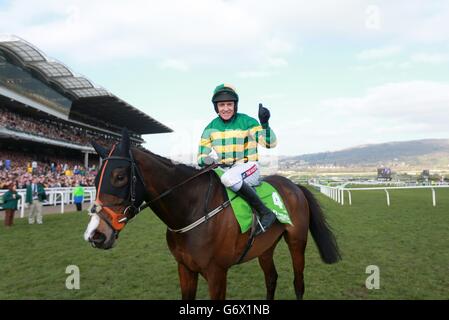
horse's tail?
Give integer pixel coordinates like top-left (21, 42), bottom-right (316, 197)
top-left (296, 184), bottom-right (341, 264)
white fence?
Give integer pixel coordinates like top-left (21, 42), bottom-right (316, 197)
top-left (308, 181), bottom-right (449, 207)
top-left (0, 187), bottom-right (96, 217)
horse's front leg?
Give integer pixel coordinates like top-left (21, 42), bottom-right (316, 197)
top-left (178, 263), bottom-right (199, 300)
top-left (205, 265), bottom-right (228, 300)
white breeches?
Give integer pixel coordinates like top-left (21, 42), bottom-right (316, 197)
top-left (220, 161), bottom-right (261, 192)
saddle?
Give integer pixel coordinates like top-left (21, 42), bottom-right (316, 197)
top-left (213, 168), bottom-right (292, 234)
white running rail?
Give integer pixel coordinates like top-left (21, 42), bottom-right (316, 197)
top-left (1, 187), bottom-right (96, 217)
top-left (308, 181), bottom-right (449, 207)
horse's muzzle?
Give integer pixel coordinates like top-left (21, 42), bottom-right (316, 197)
top-left (88, 230), bottom-right (116, 250)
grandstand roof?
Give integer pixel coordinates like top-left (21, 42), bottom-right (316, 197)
top-left (71, 96), bottom-right (172, 134)
top-left (0, 35), bottom-right (172, 135)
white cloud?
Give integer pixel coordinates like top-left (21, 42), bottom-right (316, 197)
top-left (0, 0), bottom-right (290, 66)
top-left (267, 57), bottom-right (289, 67)
top-left (321, 81), bottom-right (449, 131)
top-left (2, 1), bottom-right (449, 157)
top-left (159, 59), bottom-right (190, 72)
top-left (354, 49), bottom-right (449, 71)
top-left (391, 1), bottom-right (449, 44)
top-left (237, 71), bottom-right (273, 78)
top-left (353, 61), bottom-right (397, 71)
top-left (274, 81), bottom-right (449, 154)
top-left (352, 60), bottom-right (413, 71)
top-left (356, 46), bottom-right (402, 60)
top-left (263, 38), bottom-right (294, 55)
top-left (2, 0), bottom-right (449, 67)
top-left (410, 53), bottom-right (449, 64)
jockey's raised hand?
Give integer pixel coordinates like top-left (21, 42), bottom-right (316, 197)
top-left (258, 103), bottom-right (270, 128)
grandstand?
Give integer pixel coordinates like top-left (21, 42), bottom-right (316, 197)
top-left (0, 35), bottom-right (172, 189)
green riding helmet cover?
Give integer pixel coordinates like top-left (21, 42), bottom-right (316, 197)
top-left (212, 84), bottom-right (239, 113)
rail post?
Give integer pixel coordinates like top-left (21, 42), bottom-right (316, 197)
top-left (432, 188), bottom-right (436, 207)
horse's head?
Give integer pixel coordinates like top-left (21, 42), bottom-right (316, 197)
top-left (84, 128), bottom-right (147, 249)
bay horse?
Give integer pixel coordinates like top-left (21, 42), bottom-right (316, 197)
top-left (84, 129), bottom-right (341, 300)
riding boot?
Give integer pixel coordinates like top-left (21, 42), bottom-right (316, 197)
top-left (235, 182), bottom-right (277, 235)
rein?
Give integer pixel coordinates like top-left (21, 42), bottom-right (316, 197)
top-left (92, 146), bottom-right (224, 232)
top-left (139, 162), bottom-right (220, 211)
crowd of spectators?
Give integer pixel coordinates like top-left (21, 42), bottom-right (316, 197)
top-left (0, 107), bottom-right (128, 147)
top-left (0, 106), bottom-right (145, 191)
top-left (0, 150), bottom-right (97, 190)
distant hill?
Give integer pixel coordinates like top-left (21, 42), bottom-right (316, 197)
top-left (281, 139), bottom-right (449, 168)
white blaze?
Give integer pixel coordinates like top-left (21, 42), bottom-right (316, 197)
top-left (84, 214), bottom-right (100, 241)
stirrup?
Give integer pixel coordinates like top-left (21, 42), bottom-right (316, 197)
top-left (254, 212), bottom-right (276, 236)
top-left (257, 217), bottom-right (266, 233)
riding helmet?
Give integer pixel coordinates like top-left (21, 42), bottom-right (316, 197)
top-left (212, 84), bottom-right (239, 113)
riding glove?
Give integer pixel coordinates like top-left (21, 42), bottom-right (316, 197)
top-left (258, 103), bottom-right (270, 128)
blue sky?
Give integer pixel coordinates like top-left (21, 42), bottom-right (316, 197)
top-left (1, 0), bottom-right (449, 163)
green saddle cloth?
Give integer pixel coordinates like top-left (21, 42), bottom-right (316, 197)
top-left (214, 168), bottom-right (293, 233)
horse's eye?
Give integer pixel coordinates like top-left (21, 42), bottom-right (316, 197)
top-left (117, 175), bottom-right (124, 181)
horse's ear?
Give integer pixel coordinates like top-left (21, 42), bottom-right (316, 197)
top-left (91, 141), bottom-right (108, 158)
top-left (119, 127), bottom-right (130, 154)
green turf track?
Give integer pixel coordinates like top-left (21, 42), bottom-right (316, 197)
top-left (0, 187), bottom-right (448, 299)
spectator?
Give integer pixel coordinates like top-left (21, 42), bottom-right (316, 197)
top-left (31, 160), bottom-right (37, 174)
top-left (73, 183), bottom-right (84, 212)
top-left (0, 103), bottom-right (150, 192)
top-left (26, 177), bottom-right (47, 225)
top-left (2, 182), bottom-right (21, 227)
top-left (1, 107), bottom-right (129, 147)
top-left (0, 151), bottom-right (97, 187)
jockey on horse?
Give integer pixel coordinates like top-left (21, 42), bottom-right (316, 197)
top-left (85, 87), bottom-right (341, 299)
top-left (198, 84), bottom-right (277, 235)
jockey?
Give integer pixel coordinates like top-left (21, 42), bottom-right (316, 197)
top-left (198, 84), bottom-right (278, 234)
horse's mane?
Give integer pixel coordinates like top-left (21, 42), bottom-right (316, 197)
top-left (134, 146), bottom-right (226, 200)
top-left (135, 146), bottom-right (201, 175)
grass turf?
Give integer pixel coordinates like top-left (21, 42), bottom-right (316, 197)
top-left (0, 187), bottom-right (448, 299)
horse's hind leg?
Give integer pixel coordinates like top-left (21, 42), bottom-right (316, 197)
top-left (284, 231), bottom-right (307, 299)
top-left (178, 263), bottom-right (199, 300)
top-left (258, 240), bottom-right (281, 300)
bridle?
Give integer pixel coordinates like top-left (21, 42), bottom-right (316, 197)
top-left (90, 143), bottom-right (219, 235)
top-left (89, 143), bottom-right (147, 235)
